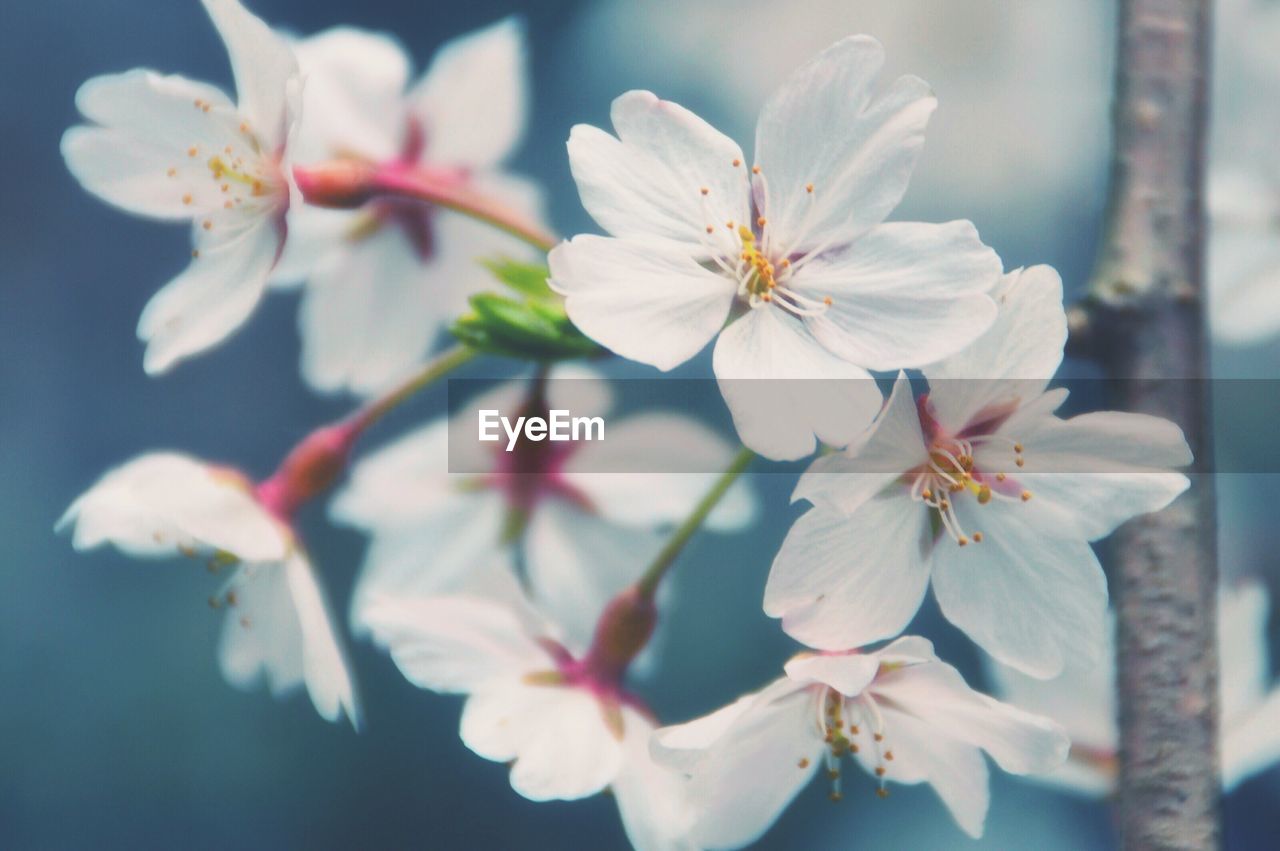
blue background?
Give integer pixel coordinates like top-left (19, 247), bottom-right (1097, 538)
top-left (3, 0), bottom-right (1279, 848)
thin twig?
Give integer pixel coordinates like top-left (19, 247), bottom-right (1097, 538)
top-left (635, 447), bottom-right (755, 598)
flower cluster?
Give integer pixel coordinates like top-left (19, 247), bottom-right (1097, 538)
top-left (57, 2), bottom-right (1259, 848)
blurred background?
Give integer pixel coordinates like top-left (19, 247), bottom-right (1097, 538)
top-left (4, 0), bottom-right (1280, 848)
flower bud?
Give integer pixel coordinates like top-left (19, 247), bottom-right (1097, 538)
top-left (580, 585), bottom-right (658, 686)
top-left (255, 421), bottom-right (360, 520)
top-left (292, 161), bottom-right (379, 209)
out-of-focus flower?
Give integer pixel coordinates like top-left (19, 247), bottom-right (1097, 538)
top-left (1208, 167), bottom-right (1280, 345)
top-left (334, 368), bottom-right (755, 645)
top-left (61, 0), bottom-right (300, 374)
top-left (766, 266), bottom-right (1192, 678)
top-left (550, 35), bottom-right (1001, 461)
top-left (992, 580), bottom-right (1280, 795)
top-left (57, 452), bottom-right (359, 727)
top-left (363, 583), bottom-right (696, 850)
top-left (274, 18), bottom-right (544, 395)
top-left (652, 636), bottom-right (1069, 846)
top-left (1205, 0), bottom-right (1280, 346)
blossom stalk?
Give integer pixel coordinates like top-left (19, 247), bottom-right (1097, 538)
top-left (636, 445), bottom-right (755, 598)
top-left (294, 159), bottom-right (557, 252)
top-left (257, 344), bottom-right (476, 520)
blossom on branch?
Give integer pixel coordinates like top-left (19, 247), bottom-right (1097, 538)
top-left (765, 266), bottom-right (1192, 677)
top-left (57, 452), bottom-right (359, 727)
top-left (652, 637), bottom-right (1069, 846)
top-left (61, 0), bottom-right (300, 374)
top-left (550, 35), bottom-right (1002, 460)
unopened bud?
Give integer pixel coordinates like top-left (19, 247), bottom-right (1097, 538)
top-left (581, 585), bottom-right (658, 686)
top-left (292, 161), bottom-right (379, 209)
top-left (255, 421), bottom-right (360, 520)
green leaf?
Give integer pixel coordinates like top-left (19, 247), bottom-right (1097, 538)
top-left (481, 257), bottom-right (555, 301)
top-left (451, 292), bottom-right (602, 362)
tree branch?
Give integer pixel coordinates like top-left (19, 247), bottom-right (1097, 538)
top-left (1089, 1), bottom-right (1220, 849)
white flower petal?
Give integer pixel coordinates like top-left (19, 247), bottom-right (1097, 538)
top-left (653, 680), bottom-right (821, 850)
top-left (1002, 409), bottom-right (1191, 541)
top-left (792, 371), bottom-right (922, 515)
top-left (269, 205), bottom-right (355, 288)
top-left (524, 501), bottom-right (664, 654)
top-left (407, 16), bottom-right (528, 169)
top-left (765, 497), bottom-right (931, 651)
top-left (283, 552), bottom-right (361, 726)
top-left (1209, 228), bottom-right (1280, 345)
top-left (346, 493), bottom-right (511, 636)
top-left (799, 220), bottom-right (1000, 370)
top-left (330, 418), bottom-right (455, 527)
top-left (362, 593), bottom-right (550, 693)
top-left (923, 265), bottom-right (1068, 428)
top-left (985, 647), bottom-right (1117, 765)
top-left (57, 452), bottom-right (286, 562)
top-left (218, 552), bottom-right (361, 727)
top-left (783, 652), bottom-right (880, 697)
top-left (136, 212), bottom-right (282, 374)
top-left (291, 26), bottom-right (410, 164)
top-left (1208, 165), bottom-right (1279, 228)
top-left (1223, 688), bottom-right (1280, 791)
top-left (871, 659), bottom-right (1070, 776)
top-left (562, 412), bottom-right (757, 531)
top-left (612, 708), bottom-right (700, 851)
top-left (63, 71), bottom-right (244, 219)
top-left (297, 223), bottom-right (438, 396)
top-left (650, 686), bottom-right (785, 773)
top-left (567, 90), bottom-right (749, 245)
top-left (873, 634), bottom-right (941, 665)
top-left (1220, 580), bottom-right (1271, 725)
top-left (864, 703), bottom-right (990, 838)
top-left (931, 500), bottom-right (1109, 678)
top-left (754, 35), bottom-right (936, 249)
top-left (461, 682), bottom-right (625, 801)
top-left (712, 307), bottom-right (883, 461)
top-left (550, 235), bottom-right (736, 371)
top-left (201, 0), bottom-right (299, 151)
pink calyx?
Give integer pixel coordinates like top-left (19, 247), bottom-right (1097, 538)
top-left (254, 420), bottom-right (362, 522)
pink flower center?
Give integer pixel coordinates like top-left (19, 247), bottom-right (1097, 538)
top-left (908, 393), bottom-right (1033, 546)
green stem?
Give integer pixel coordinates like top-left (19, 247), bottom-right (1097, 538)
top-left (636, 446), bottom-right (755, 598)
top-left (349, 344), bottom-right (478, 434)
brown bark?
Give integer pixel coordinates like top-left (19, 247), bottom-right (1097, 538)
top-left (1089, 1), bottom-right (1220, 849)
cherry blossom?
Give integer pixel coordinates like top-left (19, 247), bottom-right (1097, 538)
top-left (652, 637), bottom-right (1068, 846)
top-left (334, 368), bottom-right (755, 645)
top-left (57, 452), bottom-right (359, 726)
top-left (61, 0), bottom-right (300, 374)
top-left (362, 584), bottom-right (696, 850)
top-left (765, 266), bottom-right (1192, 677)
top-left (274, 18), bottom-right (545, 394)
top-left (549, 34), bottom-right (1002, 460)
